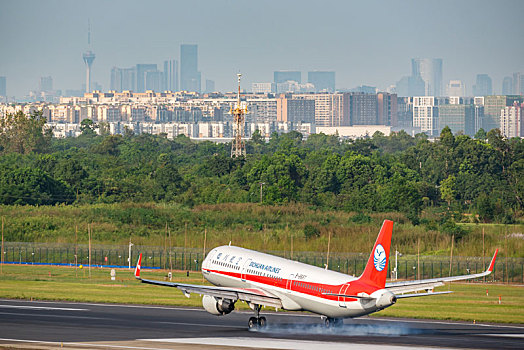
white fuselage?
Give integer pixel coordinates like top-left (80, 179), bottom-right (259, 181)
top-left (202, 245), bottom-right (390, 318)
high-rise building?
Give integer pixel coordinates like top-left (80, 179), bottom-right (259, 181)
top-left (396, 97), bottom-right (413, 128)
top-left (0, 76), bottom-right (6, 98)
top-left (502, 76), bottom-right (513, 95)
top-left (39, 76), bottom-right (53, 92)
top-left (276, 96), bottom-right (316, 123)
top-left (274, 71), bottom-right (301, 84)
top-left (350, 93), bottom-right (378, 125)
top-left (411, 58), bottom-right (443, 96)
top-left (110, 67), bottom-right (136, 92)
top-left (205, 79), bottom-right (215, 93)
top-left (307, 71), bottom-right (335, 93)
top-left (275, 81), bottom-right (299, 93)
top-left (145, 70), bottom-right (163, 92)
top-left (446, 80), bottom-right (466, 97)
top-left (251, 82), bottom-right (273, 94)
top-left (163, 60), bottom-right (178, 92)
top-left (473, 102), bottom-right (484, 135)
top-left (180, 44), bottom-right (201, 93)
top-left (377, 92), bottom-right (398, 126)
top-left (483, 95), bottom-right (524, 131)
top-left (352, 86), bottom-right (377, 94)
top-left (412, 96), bottom-right (439, 136)
top-left (472, 74), bottom-right (492, 96)
top-left (396, 75), bottom-right (425, 97)
top-left (500, 102), bottom-right (523, 138)
top-left (513, 72), bottom-right (524, 95)
top-left (136, 64), bottom-right (157, 93)
top-left (439, 104), bottom-right (475, 136)
top-left (294, 93), bottom-right (350, 126)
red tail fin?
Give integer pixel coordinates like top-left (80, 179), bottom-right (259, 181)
top-left (134, 253), bottom-right (142, 279)
top-left (358, 220), bottom-right (394, 288)
top-left (487, 249), bottom-right (498, 272)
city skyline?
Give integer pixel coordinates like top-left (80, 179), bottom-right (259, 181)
top-left (1, 0), bottom-right (524, 98)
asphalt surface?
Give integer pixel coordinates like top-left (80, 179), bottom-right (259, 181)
top-left (0, 299), bottom-right (523, 349)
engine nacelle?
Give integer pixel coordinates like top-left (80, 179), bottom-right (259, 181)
top-left (202, 295), bottom-right (235, 316)
top-left (372, 289), bottom-right (397, 310)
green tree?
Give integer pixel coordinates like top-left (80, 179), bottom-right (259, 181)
top-left (153, 155), bottom-right (184, 201)
top-left (54, 158), bottom-right (88, 197)
top-left (440, 175), bottom-right (457, 209)
top-left (247, 152), bottom-right (307, 203)
top-left (251, 129), bottom-right (264, 144)
top-left (80, 119), bottom-right (97, 136)
top-left (474, 128), bottom-right (487, 140)
top-left (0, 166), bottom-right (74, 205)
top-left (0, 110), bottom-right (51, 154)
top-left (93, 135), bottom-right (123, 156)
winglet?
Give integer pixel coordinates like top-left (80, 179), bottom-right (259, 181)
top-left (134, 253), bottom-right (142, 279)
top-left (487, 249), bottom-right (498, 272)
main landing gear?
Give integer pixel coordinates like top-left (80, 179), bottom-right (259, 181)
top-left (247, 304), bottom-right (266, 329)
top-left (324, 317), bottom-right (343, 328)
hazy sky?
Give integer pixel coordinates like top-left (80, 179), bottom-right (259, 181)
top-left (1, 0), bottom-right (523, 98)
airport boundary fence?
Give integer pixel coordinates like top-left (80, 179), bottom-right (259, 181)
top-left (2, 242), bottom-right (523, 283)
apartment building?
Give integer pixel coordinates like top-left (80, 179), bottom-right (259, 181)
top-left (412, 96), bottom-right (438, 135)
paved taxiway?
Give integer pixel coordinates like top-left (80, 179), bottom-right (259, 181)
top-left (0, 299), bottom-right (522, 349)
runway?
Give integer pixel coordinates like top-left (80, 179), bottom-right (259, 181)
top-left (0, 299), bottom-right (522, 349)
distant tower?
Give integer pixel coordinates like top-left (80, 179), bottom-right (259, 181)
top-left (83, 21), bottom-right (95, 93)
top-left (230, 73), bottom-right (247, 158)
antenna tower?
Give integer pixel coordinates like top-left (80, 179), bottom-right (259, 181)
top-left (230, 73), bottom-right (247, 158)
top-left (82, 20), bottom-right (95, 93)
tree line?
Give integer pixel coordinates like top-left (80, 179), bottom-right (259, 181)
top-left (0, 111), bottom-right (522, 225)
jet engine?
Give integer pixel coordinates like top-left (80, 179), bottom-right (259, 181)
top-left (372, 289), bottom-right (397, 310)
top-left (202, 295), bottom-right (235, 316)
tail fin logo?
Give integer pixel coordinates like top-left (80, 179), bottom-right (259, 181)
top-left (374, 244), bottom-right (386, 272)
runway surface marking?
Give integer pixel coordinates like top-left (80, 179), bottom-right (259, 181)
top-left (1, 337), bottom-right (437, 350)
top-left (0, 311), bottom-right (104, 320)
top-left (478, 333), bottom-right (524, 338)
top-left (141, 337), bottom-right (444, 350)
top-left (154, 320), bottom-right (241, 328)
top-left (0, 298), bottom-right (315, 317)
top-left (0, 299), bottom-right (524, 330)
top-left (2, 299), bottom-right (523, 329)
top-left (0, 303), bottom-right (87, 311)
top-left (0, 338), bottom-right (176, 350)
top-left (367, 317), bottom-right (524, 330)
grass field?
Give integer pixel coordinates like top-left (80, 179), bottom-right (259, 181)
top-left (1, 203), bottom-right (523, 260)
top-left (0, 264), bottom-right (522, 324)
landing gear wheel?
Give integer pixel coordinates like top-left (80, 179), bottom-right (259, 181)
top-left (248, 317), bottom-right (258, 329)
top-left (258, 316), bottom-right (267, 328)
top-left (324, 317), bottom-right (343, 328)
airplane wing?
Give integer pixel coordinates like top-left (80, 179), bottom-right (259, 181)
top-left (134, 254), bottom-right (282, 308)
top-left (385, 249), bottom-right (498, 296)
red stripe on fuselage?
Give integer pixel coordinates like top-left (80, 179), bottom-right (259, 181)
top-left (204, 268), bottom-right (376, 302)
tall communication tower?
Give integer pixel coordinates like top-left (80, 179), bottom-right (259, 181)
top-left (82, 20), bottom-right (95, 93)
top-left (230, 73), bottom-right (247, 158)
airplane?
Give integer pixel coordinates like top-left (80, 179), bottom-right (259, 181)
top-left (134, 219), bottom-right (498, 329)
